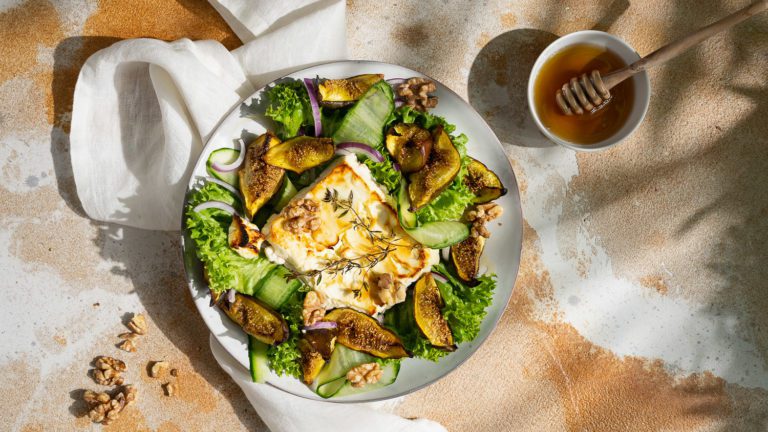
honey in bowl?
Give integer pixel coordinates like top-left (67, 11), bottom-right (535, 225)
top-left (533, 43), bottom-right (635, 145)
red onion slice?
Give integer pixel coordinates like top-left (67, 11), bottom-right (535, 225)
top-left (303, 321), bottom-right (338, 331)
top-left (431, 272), bottom-right (448, 284)
top-left (303, 78), bottom-right (322, 137)
top-left (394, 99), bottom-right (405, 108)
top-left (392, 161), bottom-right (401, 172)
top-left (226, 288), bottom-right (236, 304)
top-left (193, 201), bottom-right (240, 217)
top-left (386, 78), bottom-right (406, 86)
top-left (335, 142), bottom-right (384, 163)
top-left (205, 178), bottom-right (243, 201)
top-left (211, 139), bottom-right (245, 172)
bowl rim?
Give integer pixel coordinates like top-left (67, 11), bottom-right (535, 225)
top-left (179, 59), bottom-right (524, 403)
top-left (526, 30), bottom-right (651, 152)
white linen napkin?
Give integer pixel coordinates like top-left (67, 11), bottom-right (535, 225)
top-left (69, 1), bottom-right (446, 430)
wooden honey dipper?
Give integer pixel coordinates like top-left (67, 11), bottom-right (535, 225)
top-left (556, 0), bottom-right (768, 116)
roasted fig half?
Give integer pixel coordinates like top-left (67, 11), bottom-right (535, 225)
top-left (298, 338), bottom-right (326, 384)
top-left (239, 133), bottom-right (285, 220)
top-left (450, 235), bottom-right (485, 283)
top-left (217, 291), bottom-right (289, 346)
top-left (263, 136), bottom-right (335, 174)
top-left (385, 123), bottom-right (433, 173)
top-left (408, 125), bottom-right (462, 211)
top-left (464, 157), bottom-right (507, 204)
top-left (318, 74), bottom-right (384, 108)
top-left (413, 274), bottom-right (456, 351)
top-left (298, 327), bottom-right (338, 384)
top-left (323, 308), bottom-right (410, 359)
top-left (303, 327), bottom-right (338, 360)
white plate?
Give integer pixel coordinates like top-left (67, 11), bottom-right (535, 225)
top-left (181, 60), bottom-right (523, 402)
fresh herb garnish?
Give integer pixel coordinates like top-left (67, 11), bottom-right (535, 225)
top-left (287, 188), bottom-right (412, 282)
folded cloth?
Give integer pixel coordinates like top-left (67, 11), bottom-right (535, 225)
top-left (69, 0), bottom-right (446, 430)
top-left (70, 0), bottom-right (345, 230)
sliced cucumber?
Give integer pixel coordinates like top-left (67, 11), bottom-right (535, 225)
top-left (405, 221), bottom-right (469, 249)
top-left (206, 148), bottom-right (241, 186)
top-left (248, 335), bottom-right (270, 383)
top-left (253, 266), bottom-right (303, 310)
top-left (269, 176), bottom-right (298, 212)
top-left (315, 345), bottom-right (375, 398)
top-left (397, 180), bottom-right (416, 229)
top-left (332, 81), bottom-right (394, 148)
top-left (332, 361), bottom-right (400, 398)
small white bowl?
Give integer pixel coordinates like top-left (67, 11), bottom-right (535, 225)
top-left (527, 30), bottom-right (651, 152)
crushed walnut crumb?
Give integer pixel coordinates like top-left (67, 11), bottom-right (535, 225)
top-left (84, 385), bottom-right (136, 425)
top-left (118, 332), bottom-right (139, 341)
top-left (396, 77), bottom-right (438, 111)
top-left (117, 339), bottom-right (136, 353)
top-left (93, 356), bottom-right (126, 386)
top-left (284, 199), bottom-right (321, 234)
top-left (346, 362), bottom-right (382, 388)
top-left (149, 361), bottom-right (170, 378)
top-left (127, 313), bottom-right (148, 335)
top-left (302, 290), bottom-right (326, 326)
top-left (466, 202), bottom-right (503, 239)
top-left (372, 273), bottom-right (396, 306)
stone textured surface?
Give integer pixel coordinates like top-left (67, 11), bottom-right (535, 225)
top-left (1, 0), bottom-right (767, 431)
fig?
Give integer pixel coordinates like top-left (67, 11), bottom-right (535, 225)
top-left (413, 274), bottom-right (455, 351)
top-left (407, 125), bottom-right (461, 211)
top-left (238, 133), bottom-right (285, 220)
top-left (385, 123), bottom-right (433, 173)
top-left (450, 235), bottom-right (485, 283)
top-left (464, 157), bottom-right (507, 204)
top-left (323, 308), bottom-right (410, 359)
top-left (318, 74), bottom-right (384, 108)
top-left (263, 136), bottom-right (335, 174)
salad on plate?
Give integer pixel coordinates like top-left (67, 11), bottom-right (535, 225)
top-left (185, 74), bottom-right (508, 398)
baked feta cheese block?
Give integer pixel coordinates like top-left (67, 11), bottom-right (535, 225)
top-left (263, 154), bottom-right (439, 315)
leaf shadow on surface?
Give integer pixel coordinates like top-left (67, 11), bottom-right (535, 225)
top-left (465, 0), bottom-right (768, 429)
top-left (49, 35), bottom-right (268, 431)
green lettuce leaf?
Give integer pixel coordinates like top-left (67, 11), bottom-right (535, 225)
top-left (265, 81), bottom-right (313, 139)
top-left (186, 183), bottom-right (273, 296)
top-left (267, 293), bottom-right (305, 378)
top-left (433, 263), bottom-right (496, 344)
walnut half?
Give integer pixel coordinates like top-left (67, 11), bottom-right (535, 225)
top-left (466, 202), bottom-right (503, 239)
top-left (346, 362), bottom-right (382, 388)
top-left (302, 290), bottom-right (326, 326)
top-left (284, 199), bottom-right (321, 234)
top-left (92, 356), bottom-right (126, 386)
top-left (396, 78), bottom-right (438, 111)
top-left (83, 385), bottom-right (136, 425)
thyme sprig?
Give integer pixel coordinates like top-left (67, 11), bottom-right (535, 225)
top-left (286, 188), bottom-right (411, 283)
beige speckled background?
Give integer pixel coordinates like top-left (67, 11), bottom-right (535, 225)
top-left (1, 0), bottom-right (767, 431)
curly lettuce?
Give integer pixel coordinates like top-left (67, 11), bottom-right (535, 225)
top-left (267, 293), bottom-right (305, 378)
top-left (384, 263), bottom-right (497, 361)
top-left (265, 81), bottom-right (313, 139)
top-left (433, 263), bottom-right (496, 343)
